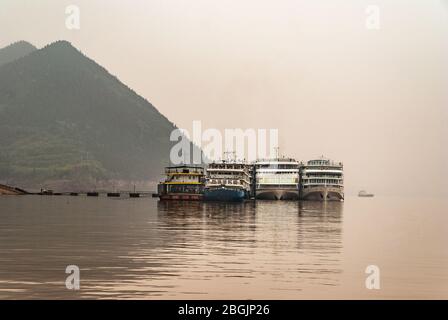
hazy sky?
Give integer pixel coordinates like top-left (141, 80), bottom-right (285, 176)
top-left (1, 0), bottom-right (447, 196)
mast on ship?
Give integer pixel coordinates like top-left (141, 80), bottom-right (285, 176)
top-left (274, 146), bottom-right (280, 160)
top-left (223, 151), bottom-right (237, 162)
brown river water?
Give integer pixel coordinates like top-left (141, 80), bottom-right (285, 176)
top-left (0, 195), bottom-right (447, 299)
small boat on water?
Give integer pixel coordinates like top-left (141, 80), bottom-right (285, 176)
top-left (40, 189), bottom-right (54, 195)
top-left (157, 165), bottom-right (205, 201)
top-left (204, 160), bottom-right (251, 202)
top-left (358, 190), bottom-right (374, 197)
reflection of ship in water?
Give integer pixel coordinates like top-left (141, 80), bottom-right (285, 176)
top-left (298, 200), bottom-right (344, 218)
top-left (157, 200), bottom-right (256, 233)
top-left (295, 200), bottom-right (343, 286)
top-left (296, 200), bottom-right (343, 252)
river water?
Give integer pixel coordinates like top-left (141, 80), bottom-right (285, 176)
top-left (0, 195), bottom-right (447, 299)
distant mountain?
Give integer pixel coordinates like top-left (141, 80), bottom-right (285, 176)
top-left (0, 41), bottom-right (37, 67)
top-left (0, 40), bottom-right (201, 190)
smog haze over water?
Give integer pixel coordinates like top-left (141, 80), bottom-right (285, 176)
top-left (1, 0), bottom-right (447, 196)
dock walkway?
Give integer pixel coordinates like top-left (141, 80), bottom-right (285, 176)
top-left (0, 184), bottom-right (28, 195)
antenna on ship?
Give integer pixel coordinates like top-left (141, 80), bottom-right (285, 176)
top-left (223, 150), bottom-right (236, 162)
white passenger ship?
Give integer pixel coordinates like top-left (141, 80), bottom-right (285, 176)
top-left (254, 158), bottom-right (300, 200)
top-left (299, 157), bottom-right (344, 201)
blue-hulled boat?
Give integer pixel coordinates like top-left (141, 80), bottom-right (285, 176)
top-left (204, 160), bottom-right (251, 202)
top-left (204, 186), bottom-right (246, 202)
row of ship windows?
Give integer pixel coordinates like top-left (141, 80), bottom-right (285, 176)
top-left (257, 178), bottom-right (299, 183)
top-left (208, 179), bottom-right (248, 185)
top-left (159, 184), bottom-right (203, 194)
top-left (209, 165), bottom-right (247, 169)
top-left (168, 176), bottom-right (201, 181)
top-left (208, 172), bottom-right (248, 176)
top-left (302, 179), bottom-right (343, 184)
top-left (256, 165), bottom-right (298, 169)
top-left (257, 184), bottom-right (298, 189)
top-left (255, 172), bottom-right (299, 175)
top-left (302, 173), bottom-right (342, 177)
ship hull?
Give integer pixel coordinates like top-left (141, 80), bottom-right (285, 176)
top-left (300, 186), bottom-right (344, 201)
top-left (204, 188), bottom-right (246, 202)
top-left (159, 193), bottom-right (203, 201)
top-left (256, 189), bottom-right (299, 200)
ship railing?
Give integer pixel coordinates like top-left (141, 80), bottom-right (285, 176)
top-left (165, 167), bottom-right (204, 175)
top-left (207, 178), bottom-right (251, 184)
top-left (256, 168), bottom-right (300, 172)
top-left (206, 183), bottom-right (247, 188)
top-left (301, 182), bottom-right (344, 186)
top-left (301, 183), bottom-right (344, 187)
top-left (301, 175), bottom-right (343, 180)
top-left (304, 161), bottom-right (343, 167)
top-left (256, 182), bottom-right (299, 186)
top-left (256, 184), bottom-right (299, 189)
top-left (206, 168), bottom-right (247, 173)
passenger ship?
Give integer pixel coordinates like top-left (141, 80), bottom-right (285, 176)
top-left (157, 165), bottom-right (205, 200)
top-left (204, 160), bottom-right (251, 202)
top-left (254, 158), bottom-right (300, 200)
top-left (299, 157), bottom-right (344, 201)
